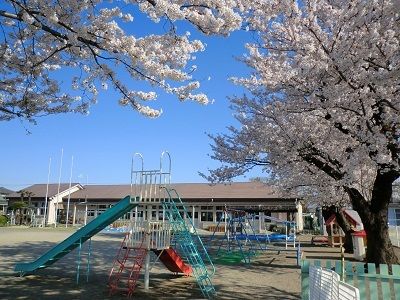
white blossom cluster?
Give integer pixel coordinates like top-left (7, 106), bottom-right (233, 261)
top-left (0, 0), bottom-right (244, 121)
top-left (206, 0), bottom-right (399, 211)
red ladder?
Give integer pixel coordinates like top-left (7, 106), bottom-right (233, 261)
top-left (108, 233), bottom-right (147, 297)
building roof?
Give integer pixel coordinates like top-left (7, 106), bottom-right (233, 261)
top-left (343, 209), bottom-right (363, 228)
top-left (170, 182), bottom-right (285, 199)
top-left (7, 184), bottom-right (81, 199)
top-left (5, 182), bottom-right (298, 211)
top-left (325, 209), bottom-right (363, 228)
top-left (66, 182), bottom-right (290, 201)
top-left (67, 184), bottom-right (131, 200)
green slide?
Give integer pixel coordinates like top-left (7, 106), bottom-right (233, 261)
top-left (15, 195), bottom-right (137, 275)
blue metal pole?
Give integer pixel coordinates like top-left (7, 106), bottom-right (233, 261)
top-left (296, 242), bottom-right (301, 266)
top-left (76, 238), bottom-right (82, 284)
top-left (86, 238), bottom-right (92, 282)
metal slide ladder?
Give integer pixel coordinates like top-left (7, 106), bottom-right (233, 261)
top-left (108, 233), bottom-right (147, 297)
top-left (162, 188), bottom-right (216, 299)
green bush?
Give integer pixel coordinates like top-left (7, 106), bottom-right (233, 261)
top-left (0, 215), bottom-right (8, 226)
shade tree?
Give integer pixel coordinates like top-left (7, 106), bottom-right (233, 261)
top-left (203, 0), bottom-right (400, 264)
top-left (0, 0), bottom-right (244, 122)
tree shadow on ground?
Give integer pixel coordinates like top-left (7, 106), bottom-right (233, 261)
top-left (0, 239), bottom-right (208, 300)
top-left (0, 232), bottom-right (301, 300)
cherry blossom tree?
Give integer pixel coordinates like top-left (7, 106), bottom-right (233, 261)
top-left (0, 0), bottom-right (244, 122)
top-left (204, 0), bottom-right (400, 264)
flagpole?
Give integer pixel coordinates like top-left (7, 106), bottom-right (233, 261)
top-left (43, 157), bottom-right (51, 227)
top-left (66, 156), bottom-right (74, 228)
top-left (55, 148), bottom-right (63, 227)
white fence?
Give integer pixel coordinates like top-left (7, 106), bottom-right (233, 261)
top-left (309, 265), bottom-right (360, 300)
top-left (128, 220), bottom-right (171, 250)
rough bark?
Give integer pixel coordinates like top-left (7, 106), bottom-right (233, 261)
top-left (345, 170), bottom-right (399, 265)
top-left (322, 205), bottom-right (354, 253)
top-left (364, 209), bottom-right (397, 264)
top-left (336, 209), bottom-right (354, 254)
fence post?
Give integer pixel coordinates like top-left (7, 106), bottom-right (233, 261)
top-left (380, 264), bottom-right (391, 300)
top-left (367, 263), bottom-right (379, 300)
top-left (296, 242), bottom-right (301, 267)
top-left (301, 260), bottom-right (310, 300)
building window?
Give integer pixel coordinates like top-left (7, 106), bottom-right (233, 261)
top-left (392, 185), bottom-right (400, 203)
top-left (201, 206), bottom-right (213, 210)
top-left (187, 212), bottom-right (198, 219)
top-left (264, 211), bottom-right (272, 222)
top-left (201, 212), bottom-right (213, 222)
top-left (389, 208), bottom-right (400, 225)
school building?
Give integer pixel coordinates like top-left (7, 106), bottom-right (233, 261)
top-left (6, 182), bottom-right (304, 231)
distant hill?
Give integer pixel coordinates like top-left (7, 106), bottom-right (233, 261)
top-left (0, 187), bottom-right (14, 195)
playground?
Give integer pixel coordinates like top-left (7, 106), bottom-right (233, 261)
top-left (2, 227), bottom-right (400, 299)
top-left (3, 153), bottom-right (398, 300)
top-left (0, 153), bottom-right (306, 299)
top-left (0, 226), bottom-right (302, 299)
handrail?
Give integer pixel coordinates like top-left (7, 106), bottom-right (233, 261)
top-left (131, 152), bottom-right (144, 200)
top-left (162, 187), bottom-right (216, 277)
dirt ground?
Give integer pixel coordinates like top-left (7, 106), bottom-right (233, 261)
top-left (0, 227), bottom-right (369, 300)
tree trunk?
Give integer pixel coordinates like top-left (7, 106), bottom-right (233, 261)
top-left (345, 170), bottom-right (399, 265)
top-left (335, 210), bottom-right (354, 254)
top-left (322, 205), bottom-right (354, 253)
top-left (363, 208), bottom-right (397, 264)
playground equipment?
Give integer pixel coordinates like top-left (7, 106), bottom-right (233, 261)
top-left (209, 209), bottom-right (266, 264)
top-left (14, 152), bottom-right (215, 299)
top-left (209, 209), bottom-right (298, 265)
top-left (248, 214), bottom-right (301, 266)
top-left (249, 214), bottom-right (297, 249)
top-left (14, 196), bottom-right (137, 276)
top-left (108, 152), bottom-right (215, 299)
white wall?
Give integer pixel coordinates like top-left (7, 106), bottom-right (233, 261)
top-left (296, 202), bottom-right (303, 232)
top-left (47, 185), bottom-right (82, 224)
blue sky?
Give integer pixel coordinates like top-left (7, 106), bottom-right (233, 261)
top-left (0, 8), bottom-right (262, 191)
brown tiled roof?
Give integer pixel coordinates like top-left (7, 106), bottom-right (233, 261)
top-left (7, 183), bottom-right (81, 199)
top-left (68, 185), bottom-right (131, 201)
top-left (5, 182), bottom-right (298, 207)
top-left (67, 182), bottom-right (292, 202)
top-left (169, 182), bottom-right (283, 199)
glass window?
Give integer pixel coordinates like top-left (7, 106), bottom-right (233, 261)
top-left (395, 209), bottom-right (400, 226)
top-left (201, 212), bottom-right (213, 222)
